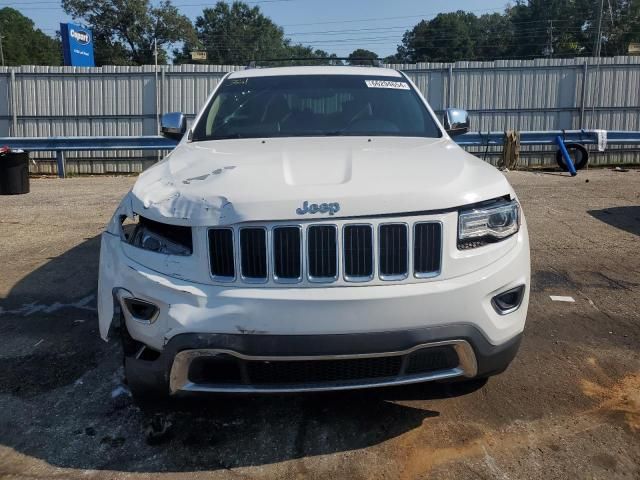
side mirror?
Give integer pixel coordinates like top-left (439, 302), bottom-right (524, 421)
top-left (160, 112), bottom-right (187, 140)
top-left (443, 108), bottom-right (470, 137)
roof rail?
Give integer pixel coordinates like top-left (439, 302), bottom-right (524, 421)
top-left (247, 57), bottom-right (383, 68)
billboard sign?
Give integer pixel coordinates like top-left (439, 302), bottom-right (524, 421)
top-left (190, 51), bottom-right (207, 61)
top-left (60, 23), bottom-right (95, 67)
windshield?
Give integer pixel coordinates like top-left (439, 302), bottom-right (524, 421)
top-left (191, 74), bottom-right (442, 141)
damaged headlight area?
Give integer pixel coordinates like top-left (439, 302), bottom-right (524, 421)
top-left (458, 200), bottom-right (520, 249)
top-left (121, 215), bottom-right (193, 255)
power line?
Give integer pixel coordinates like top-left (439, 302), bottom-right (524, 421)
top-left (12, 1), bottom-right (631, 62)
top-left (196, 25), bottom-right (600, 47)
top-left (38, 22), bottom-right (617, 46)
top-left (6, 5), bottom-right (610, 36)
top-left (279, 8), bottom-right (503, 27)
top-left (177, 21), bottom-right (597, 41)
top-left (284, 18), bottom-right (584, 37)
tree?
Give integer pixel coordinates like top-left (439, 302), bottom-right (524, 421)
top-left (279, 45), bottom-right (342, 65)
top-left (391, 1), bottom-right (640, 62)
top-left (0, 8), bottom-right (61, 66)
top-left (582, 0), bottom-right (640, 56)
top-left (506, 1), bottom-right (586, 59)
top-left (175, 1), bottom-right (339, 65)
top-left (348, 49), bottom-right (379, 65)
top-left (176, 1), bottom-right (288, 65)
top-left (473, 13), bottom-right (513, 60)
top-left (498, 0), bottom-right (640, 59)
top-left (383, 53), bottom-right (404, 64)
top-left (397, 12), bottom-right (477, 63)
top-left (62, 0), bottom-right (195, 65)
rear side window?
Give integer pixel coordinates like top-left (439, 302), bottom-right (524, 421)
top-left (192, 75), bottom-right (441, 141)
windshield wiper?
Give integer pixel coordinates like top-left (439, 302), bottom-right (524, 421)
top-left (210, 133), bottom-right (244, 140)
top-left (319, 130), bottom-right (353, 136)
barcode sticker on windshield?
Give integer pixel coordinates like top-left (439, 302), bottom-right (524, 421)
top-left (365, 80), bottom-right (410, 90)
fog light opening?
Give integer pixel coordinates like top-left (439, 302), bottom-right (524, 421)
top-left (492, 285), bottom-right (525, 315)
top-left (135, 345), bottom-right (162, 361)
top-left (123, 297), bottom-right (159, 323)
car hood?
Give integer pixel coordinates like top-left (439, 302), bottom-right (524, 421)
top-left (128, 136), bottom-right (514, 226)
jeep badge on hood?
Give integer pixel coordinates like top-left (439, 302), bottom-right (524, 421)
top-left (296, 201), bottom-right (341, 216)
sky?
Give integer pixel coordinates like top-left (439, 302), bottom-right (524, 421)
top-left (6, 0), bottom-right (509, 58)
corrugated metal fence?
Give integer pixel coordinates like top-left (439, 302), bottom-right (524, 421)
top-left (1, 57), bottom-right (639, 174)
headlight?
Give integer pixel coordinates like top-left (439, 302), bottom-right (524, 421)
top-left (127, 216), bottom-right (193, 255)
top-left (458, 200), bottom-right (520, 248)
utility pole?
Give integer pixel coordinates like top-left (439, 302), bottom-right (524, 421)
top-left (154, 38), bottom-right (158, 68)
top-left (594, 0), bottom-right (604, 57)
top-left (547, 20), bottom-right (554, 58)
top-left (154, 38), bottom-right (160, 135)
top-left (0, 21), bottom-right (5, 66)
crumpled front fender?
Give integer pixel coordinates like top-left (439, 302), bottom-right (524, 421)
top-left (98, 232), bottom-right (121, 340)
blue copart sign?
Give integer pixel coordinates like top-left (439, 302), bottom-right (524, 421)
top-left (60, 23), bottom-right (95, 67)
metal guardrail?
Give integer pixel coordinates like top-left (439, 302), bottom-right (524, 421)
top-left (456, 130), bottom-right (640, 146)
top-left (0, 136), bottom-right (178, 151)
top-left (1, 130), bottom-right (640, 178)
top-left (0, 136), bottom-right (178, 178)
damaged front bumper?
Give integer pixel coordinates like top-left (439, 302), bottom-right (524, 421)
top-left (124, 329), bottom-right (523, 394)
top-left (98, 222), bottom-right (529, 393)
top-left (99, 226), bottom-right (529, 348)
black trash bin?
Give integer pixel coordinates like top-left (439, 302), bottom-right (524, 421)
top-left (0, 149), bottom-right (30, 195)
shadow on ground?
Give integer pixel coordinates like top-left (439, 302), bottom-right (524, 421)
top-left (588, 206), bottom-right (640, 236)
top-left (0, 236), bottom-right (486, 473)
top-left (0, 235), bottom-right (103, 398)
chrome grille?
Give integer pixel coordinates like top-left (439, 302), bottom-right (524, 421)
top-left (307, 225), bottom-right (338, 281)
top-left (240, 228), bottom-right (267, 281)
top-left (273, 226), bottom-right (302, 281)
top-left (208, 228), bottom-right (235, 280)
top-left (343, 224), bottom-right (373, 281)
top-left (379, 224), bottom-right (409, 280)
top-left (208, 219), bottom-right (442, 285)
top-left (413, 222), bottom-right (442, 277)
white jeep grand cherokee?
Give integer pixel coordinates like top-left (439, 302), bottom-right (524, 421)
top-left (98, 65), bottom-right (530, 398)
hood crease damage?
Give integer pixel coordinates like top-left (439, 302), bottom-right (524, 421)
top-left (126, 137), bottom-right (513, 226)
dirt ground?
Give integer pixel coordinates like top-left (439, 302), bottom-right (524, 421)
top-left (0, 169), bottom-right (639, 479)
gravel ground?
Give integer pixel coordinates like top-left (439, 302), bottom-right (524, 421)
top-left (0, 170), bottom-right (639, 479)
